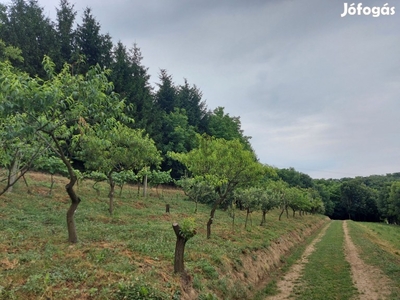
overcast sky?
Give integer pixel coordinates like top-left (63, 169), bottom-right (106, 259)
top-left (33, 0), bottom-right (400, 179)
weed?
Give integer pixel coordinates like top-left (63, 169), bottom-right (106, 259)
top-left (116, 281), bottom-right (168, 300)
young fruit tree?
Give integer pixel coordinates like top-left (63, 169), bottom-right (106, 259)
top-left (176, 176), bottom-right (217, 213)
top-left (0, 114), bottom-right (45, 195)
top-left (169, 134), bottom-right (268, 238)
top-left (234, 187), bottom-right (262, 229)
top-left (259, 188), bottom-right (280, 226)
top-left (78, 121), bottom-right (161, 215)
top-left (0, 57), bottom-right (127, 243)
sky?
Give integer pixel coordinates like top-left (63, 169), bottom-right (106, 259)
top-left (33, 0), bottom-right (400, 179)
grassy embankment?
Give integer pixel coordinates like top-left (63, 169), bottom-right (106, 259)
top-left (0, 171), bottom-right (327, 299)
top-left (347, 221), bottom-right (400, 299)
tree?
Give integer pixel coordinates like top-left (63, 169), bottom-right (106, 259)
top-left (35, 154), bottom-right (68, 195)
top-left (176, 177), bottom-right (217, 213)
top-left (0, 38), bottom-right (23, 62)
top-left (276, 167), bottom-right (314, 189)
top-left (288, 187), bottom-right (312, 217)
top-left (0, 57), bottom-right (126, 242)
top-left (154, 69), bottom-right (177, 114)
top-left (341, 180), bottom-right (379, 222)
top-left (206, 106), bottom-right (252, 151)
top-left (235, 187), bottom-right (261, 229)
top-left (259, 188), bottom-right (280, 226)
top-left (0, 114), bottom-right (44, 195)
top-left (172, 217), bottom-right (196, 274)
top-left (75, 7), bottom-right (113, 73)
top-left (387, 181), bottom-right (400, 224)
top-left (169, 134), bottom-right (267, 238)
top-left (55, 0), bottom-right (76, 67)
top-left (160, 108), bottom-right (198, 178)
top-left (78, 121), bottom-right (161, 214)
top-left (147, 170), bottom-right (173, 197)
top-left (176, 79), bottom-right (208, 132)
top-left (0, 0), bottom-right (58, 77)
top-left (111, 43), bottom-right (157, 131)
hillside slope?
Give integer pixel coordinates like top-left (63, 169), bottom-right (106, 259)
top-left (0, 172), bottom-right (329, 299)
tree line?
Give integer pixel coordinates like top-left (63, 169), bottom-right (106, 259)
top-left (0, 0), bottom-right (251, 179)
top-left (275, 167), bottom-right (400, 225)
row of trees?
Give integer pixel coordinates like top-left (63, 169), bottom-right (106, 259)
top-left (0, 0), bottom-right (251, 179)
top-left (276, 167), bottom-right (400, 224)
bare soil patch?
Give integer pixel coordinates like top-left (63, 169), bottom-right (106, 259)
top-left (265, 222), bottom-right (331, 300)
top-left (343, 220), bottom-right (392, 300)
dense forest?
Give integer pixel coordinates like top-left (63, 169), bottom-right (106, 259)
top-left (0, 0), bottom-right (399, 226)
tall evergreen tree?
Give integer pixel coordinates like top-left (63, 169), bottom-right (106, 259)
top-left (75, 7), bottom-right (112, 73)
top-left (0, 0), bottom-right (58, 77)
top-left (127, 44), bottom-right (159, 133)
top-left (110, 42), bottom-right (160, 136)
top-left (176, 79), bottom-right (208, 132)
top-left (55, 0), bottom-right (76, 68)
top-left (154, 69), bottom-right (177, 114)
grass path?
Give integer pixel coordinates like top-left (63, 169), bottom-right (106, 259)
top-left (266, 220), bottom-right (357, 300)
top-left (265, 220), bottom-right (398, 300)
top-left (343, 220), bottom-right (392, 300)
top-left (265, 222), bottom-right (331, 300)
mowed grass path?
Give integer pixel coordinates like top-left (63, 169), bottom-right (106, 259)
top-left (292, 220), bottom-right (357, 300)
top-left (347, 221), bottom-right (400, 299)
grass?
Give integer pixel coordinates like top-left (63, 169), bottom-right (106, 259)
top-left (0, 171), bottom-right (327, 299)
top-left (292, 220), bottom-right (358, 300)
top-left (346, 221), bottom-right (400, 299)
top-left (253, 221), bottom-right (330, 299)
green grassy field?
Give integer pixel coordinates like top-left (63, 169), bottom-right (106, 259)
top-left (0, 172), bottom-right (327, 299)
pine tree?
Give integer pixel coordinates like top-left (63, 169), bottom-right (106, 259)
top-left (55, 0), bottom-right (76, 68)
top-left (0, 0), bottom-right (58, 77)
top-left (176, 79), bottom-right (208, 132)
top-left (75, 7), bottom-right (112, 73)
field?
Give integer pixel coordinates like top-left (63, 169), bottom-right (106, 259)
top-left (3, 172), bottom-right (398, 299)
top-left (0, 172), bottom-right (328, 299)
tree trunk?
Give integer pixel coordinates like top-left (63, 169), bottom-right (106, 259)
top-left (260, 210), bottom-right (267, 226)
top-left (207, 207), bottom-right (217, 239)
top-left (285, 206), bottom-right (289, 218)
top-left (109, 178), bottom-right (115, 215)
top-left (22, 174), bottom-right (31, 194)
top-left (66, 180), bottom-right (80, 243)
top-left (279, 207), bottom-right (285, 221)
top-left (293, 209), bottom-right (296, 218)
top-left (7, 154), bottom-right (20, 193)
top-left (166, 204), bottom-right (170, 213)
top-left (48, 173), bottom-right (54, 195)
top-left (245, 207), bottom-right (250, 229)
top-left (172, 223), bottom-right (187, 273)
top-left (51, 133), bottom-right (80, 243)
top-left (231, 210), bottom-right (235, 232)
top-left (143, 174), bottom-right (148, 197)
